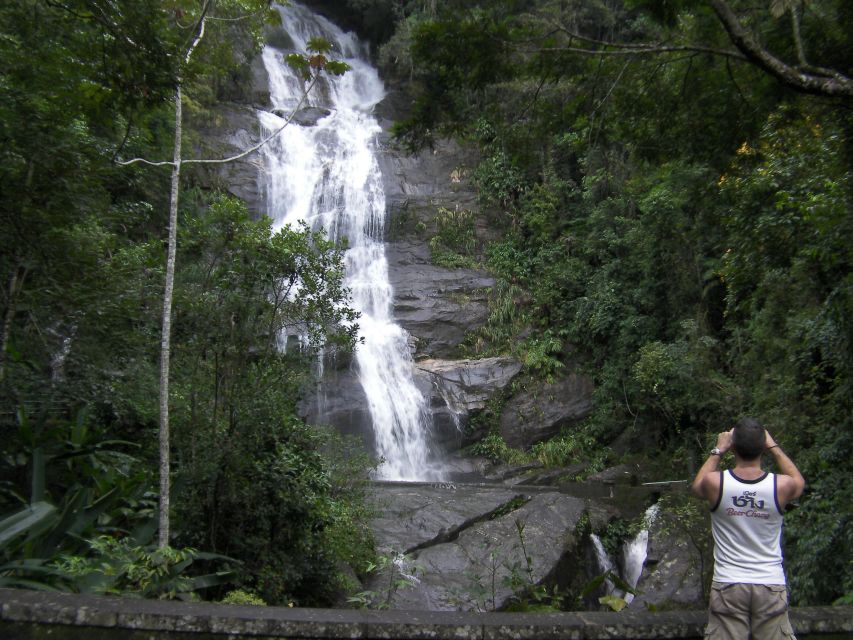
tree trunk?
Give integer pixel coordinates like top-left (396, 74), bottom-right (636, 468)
top-left (159, 82), bottom-right (183, 549)
top-left (0, 264), bottom-right (26, 385)
top-left (131, 2), bottom-right (325, 548)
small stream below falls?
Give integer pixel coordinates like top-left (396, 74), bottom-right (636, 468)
top-left (591, 503), bottom-right (660, 606)
top-left (257, 3), bottom-right (447, 481)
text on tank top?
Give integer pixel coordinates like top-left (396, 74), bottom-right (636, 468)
top-left (710, 469), bottom-right (786, 584)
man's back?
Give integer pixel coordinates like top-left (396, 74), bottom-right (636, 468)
top-left (710, 469), bottom-right (785, 584)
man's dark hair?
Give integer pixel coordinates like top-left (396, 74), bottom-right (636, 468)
top-left (732, 417), bottom-right (765, 460)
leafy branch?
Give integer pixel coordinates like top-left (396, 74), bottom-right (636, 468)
top-left (521, 1), bottom-right (852, 98)
top-left (708, 0), bottom-right (852, 97)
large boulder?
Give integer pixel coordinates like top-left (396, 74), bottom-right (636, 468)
top-left (586, 463), bottom-right (643, 487)
top-left (631, 499), bottom-right (707, 610)
top-left (366, 483), bottom-right (594, 611)
top-left (414, 357), bottom-right (521, 442)
top-left (369, 482), bottom-right (526, 555)
top-left (499, 374), bottom-right (595, 448)
top-left (283, 106), bottom-right (332, 126)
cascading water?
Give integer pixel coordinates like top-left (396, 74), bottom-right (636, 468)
top-left (590, 534), bottom-right (617, 595)
top-left (591, 503), bottom-right (660, 605)
top-left (257, 3), bottom-right (445, 481)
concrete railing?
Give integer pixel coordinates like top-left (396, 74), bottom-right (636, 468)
top-left (2, 588), bottom-right (852, 639)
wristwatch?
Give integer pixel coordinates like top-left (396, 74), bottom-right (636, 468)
top-left (710, 447), bottom-right (723, 456)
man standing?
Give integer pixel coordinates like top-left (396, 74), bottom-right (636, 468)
top-left (691, 417), bottom-right (805, 639)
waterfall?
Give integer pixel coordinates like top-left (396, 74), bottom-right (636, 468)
top-left (591, 503), bottom-right (659, 605)
top-left (620, 503), bottom-right (659, 603)
top-left (257, 3), bottom-right (444, 481)
top-left (590, 533), bottom-right (617, 595)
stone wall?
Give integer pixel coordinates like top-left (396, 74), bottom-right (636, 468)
top-left (2, 588), bottom-right (852, 640)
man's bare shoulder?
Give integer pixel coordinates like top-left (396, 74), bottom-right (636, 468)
top-left (776, 472), bottom-right (805, 507)
top-left (697, 470), bottom-right (723, 505)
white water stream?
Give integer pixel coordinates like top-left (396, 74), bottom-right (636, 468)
top-left (257, 3), bottom-right (444, 481)
top-left (591, 503), bottom-right (660, 605)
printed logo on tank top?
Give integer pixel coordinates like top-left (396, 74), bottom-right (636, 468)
top-left (726, 490), bottom-right (769, 519)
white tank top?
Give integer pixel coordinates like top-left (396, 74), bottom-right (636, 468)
top-left (710, 470), bottom-right (786, 584)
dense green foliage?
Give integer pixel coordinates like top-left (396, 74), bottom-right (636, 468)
top-left (373, 0), bottom-right (852, 605)
top-left (1, 0), bottom-right (374, 605)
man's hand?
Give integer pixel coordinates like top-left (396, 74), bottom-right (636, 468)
top-left (691, 429), bottom-right (732, 503)
top-left (716, 429), bottom-right (733, 454)
top-left (764, 431), bottom-right (778, 450)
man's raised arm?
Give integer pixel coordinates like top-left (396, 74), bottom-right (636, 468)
top-left (691, 430), bottom-right (732, 503)
top-left (765, 431), bottom-right (805, 507)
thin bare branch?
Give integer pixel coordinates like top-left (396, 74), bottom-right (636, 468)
top-left (593, 57), bottom-right (632, 114)
top-left (789, 5), bottom-right (807, 67)
top-left (548, 22), bottom-right (747, 61)
top-left (536, 44), bottom-right (741, 59)
top-left (110, 116), bottom-right (134, 162)
top-left (116, 157), bottom-right (175, 167)
top-left (181, 0), bottom-right (214, 55)
top-left (208, 5), bottom-right (270, 23)
top-left (185, 76), bottom-right (319, 166)
top-left (120, 76), bottom-right (318, 168)
top-left (184, 0), bottom-right (211, 65)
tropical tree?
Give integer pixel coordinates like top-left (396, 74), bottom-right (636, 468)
top-left (115, 0), bottom-right (349, 547)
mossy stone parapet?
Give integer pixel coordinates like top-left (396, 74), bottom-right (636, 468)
top-left (2, 588), bottom-right (852, 640)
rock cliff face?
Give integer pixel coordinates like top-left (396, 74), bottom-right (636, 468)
top-left (372, 95), bottom-right (597, 451)
top-left (499, 375), bottom-right (596, 448)
top-left (375, 97), bottom-right (493, 361)
top-left (202, 47), bottom-right (596, 459)
top-left (192, 54), bottom-right (270, 217)
top-left (414, 357), bottom-right (520, 447)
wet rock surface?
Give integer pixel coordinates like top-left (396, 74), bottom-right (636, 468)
top-left (499, 375), bottom-right (595, 448)
top-left (386, 241), bottom-right (494, 359)
top-left (296, 364), bottom-right (375, 449)
top-left (630, 502), bottom-right (706, 609)
top-left (364, 479), bottom-right (711, 613)
top-left (286, 105), bottom-right (332, 126)
top-left (366, 482), bottom-right (594, 611)
top-left (193, 102), bottom-right (266, 216)
top-left (415, 357), bottom-right (521, 442)
top-left (415, 358), bottom-right (521, 413)
top-left (369, 482), bottom-right (526, 555)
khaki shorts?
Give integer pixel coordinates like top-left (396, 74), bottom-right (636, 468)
top-left (705, 582), bottom-right (796, 640)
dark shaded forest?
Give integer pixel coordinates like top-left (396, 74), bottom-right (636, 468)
top-left (1, 0), bottom-right (851, 608)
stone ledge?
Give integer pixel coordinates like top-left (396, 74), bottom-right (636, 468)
top-left (2, 589), bottom-right (851, 639)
